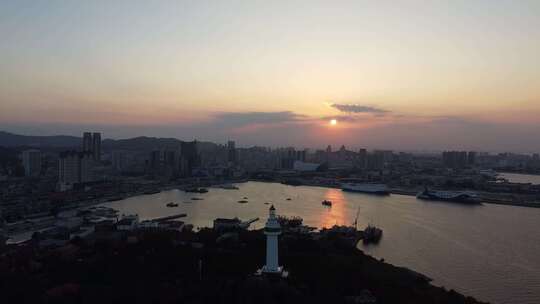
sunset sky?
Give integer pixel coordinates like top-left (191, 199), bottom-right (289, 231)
top-left (1, 1), bottom-right (539, 152)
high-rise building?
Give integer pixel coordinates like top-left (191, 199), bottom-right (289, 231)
top-left (164, 150), bottom-right (177, 167)
top-left (59, 151), bottom-right (95, 191)
top-left (296, 149), bottom-right (306, 162)
top-left (180, 141), bottom-right (198, 177)
top-left (227, 140), bottom-right (237, 165)
top-left (79, 152), bottom-right (94, 183)
top-left (111, 151), bottom-right (124, 171)
top-left (149, 150), bottom-right (162, 170)
top-left (442, 151), bottom-right (469, 168)
top-left (59, 151), bottom-right (80, 191)
top-left (82, 132), bottom-right (101, 161)
top-left (21, 149), bottom-right (41, 177)
top-left (92, 132), bottom-right (101, 161)
top-left (467, 151), bottom-right (477, 166)
top-left (357, 148), bottom-right (367, 169)
top-left (367, 151), bottom-right (385, 170)
top-left (83, 132), bottom-right (92, 152)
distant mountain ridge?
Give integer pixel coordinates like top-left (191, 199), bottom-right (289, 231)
top-left (0, 131), bottom-right (81, 147)
top-left (0, 131), bottom-right (217, 152)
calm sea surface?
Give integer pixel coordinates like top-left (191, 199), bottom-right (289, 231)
top-left (102, 181), bottom-right (540, 304)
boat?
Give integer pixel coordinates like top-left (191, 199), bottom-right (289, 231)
top-left (166, 202), bottom-right (178, 207)
top-left (362, 225), bottom-right (383, 244)
top-left (286, 198), bottom-right (292, 201)
top-left (191, 197), bottom-right (204, 201)
top-left (218, 184), bottom-right (239, 190)
top-left (341, 183), bottom-right (390, 195)
top-left (185, 187), bottom-right (208, 193)
top-left (281, 179), bottom-right (303, 186)
top-left (416, 187), bottom-right (481, 204)
top-left (238, 200), bottom-right (248, 204)
top-left (322, 200), bottom-right (332, 206)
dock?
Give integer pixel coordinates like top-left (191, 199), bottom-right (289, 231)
top-left (152, 213), bottom-right (187, 222)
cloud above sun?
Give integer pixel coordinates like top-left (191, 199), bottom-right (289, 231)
top-left (330, 103), bottom-right (389, 115)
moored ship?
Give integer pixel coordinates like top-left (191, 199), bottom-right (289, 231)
top-left (341, 183), bottom-right (390, 195)
top-left (416, 188), bottom-right (481, 204)
top-left (362, 225), bottom-right (383, 244)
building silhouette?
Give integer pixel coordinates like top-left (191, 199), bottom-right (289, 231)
top-left (58, 151), bottom-right (94, 191)
top-left (21, 149), bottom-right (41, 177)
top-left (82, 132), bottom-right (101, 161)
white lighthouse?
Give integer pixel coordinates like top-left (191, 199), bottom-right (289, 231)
top-left (262, 205), bottom-right (283, 274)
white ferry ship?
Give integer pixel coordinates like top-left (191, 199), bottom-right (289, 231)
top-left (416, 188), bottom-right (481, 204)
top-left (341, 183), bottom-right (390, 195)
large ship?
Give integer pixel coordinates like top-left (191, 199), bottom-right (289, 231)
top-left (416, 188), bottom-right (481, 204)
top-left (341, 183), bottom-right (390, 195)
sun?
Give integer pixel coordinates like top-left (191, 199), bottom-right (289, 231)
top-left (330, 119), bottom-right (338, 126)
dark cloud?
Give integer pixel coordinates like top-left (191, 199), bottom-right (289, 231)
top-left (331, 103), bottom-right (389, 115)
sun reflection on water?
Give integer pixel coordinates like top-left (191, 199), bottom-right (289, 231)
top-left (320, 188), bottom-right (350, 228)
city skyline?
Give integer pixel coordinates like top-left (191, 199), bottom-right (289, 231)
top-left (1, 1), bottom-right (539, 151)
top-left (2, 3), bottom-right (540, 304)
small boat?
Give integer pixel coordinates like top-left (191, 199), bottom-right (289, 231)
top-left (218, 184), bottom-right (239, 190)
top-left (286, 198), bottom-right (292, 201)
top-left (191, 197), bottom-right (204, 201)
top-left (322, 200), bottom-right (332, 206)
top-left (238, 200), bottom-right (248, 204)
top-left (185, 187), bottom-right (208, 193)
top-left (281, 179), bottom-right (302, 186)
top-left (243, 196), bottom-right (248, 199)
top-left (264, 202), bottom-right (270, 205)
top-left (166, 202), bottom-right (178, 207)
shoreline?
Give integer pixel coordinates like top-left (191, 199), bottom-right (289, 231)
top-left (7, 179), bottom-right (539, 239)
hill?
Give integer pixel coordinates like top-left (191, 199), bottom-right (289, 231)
top-left (0, 131), bottom-right (80, 148)
top-left (0, 131), bottom-right (219, 152)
